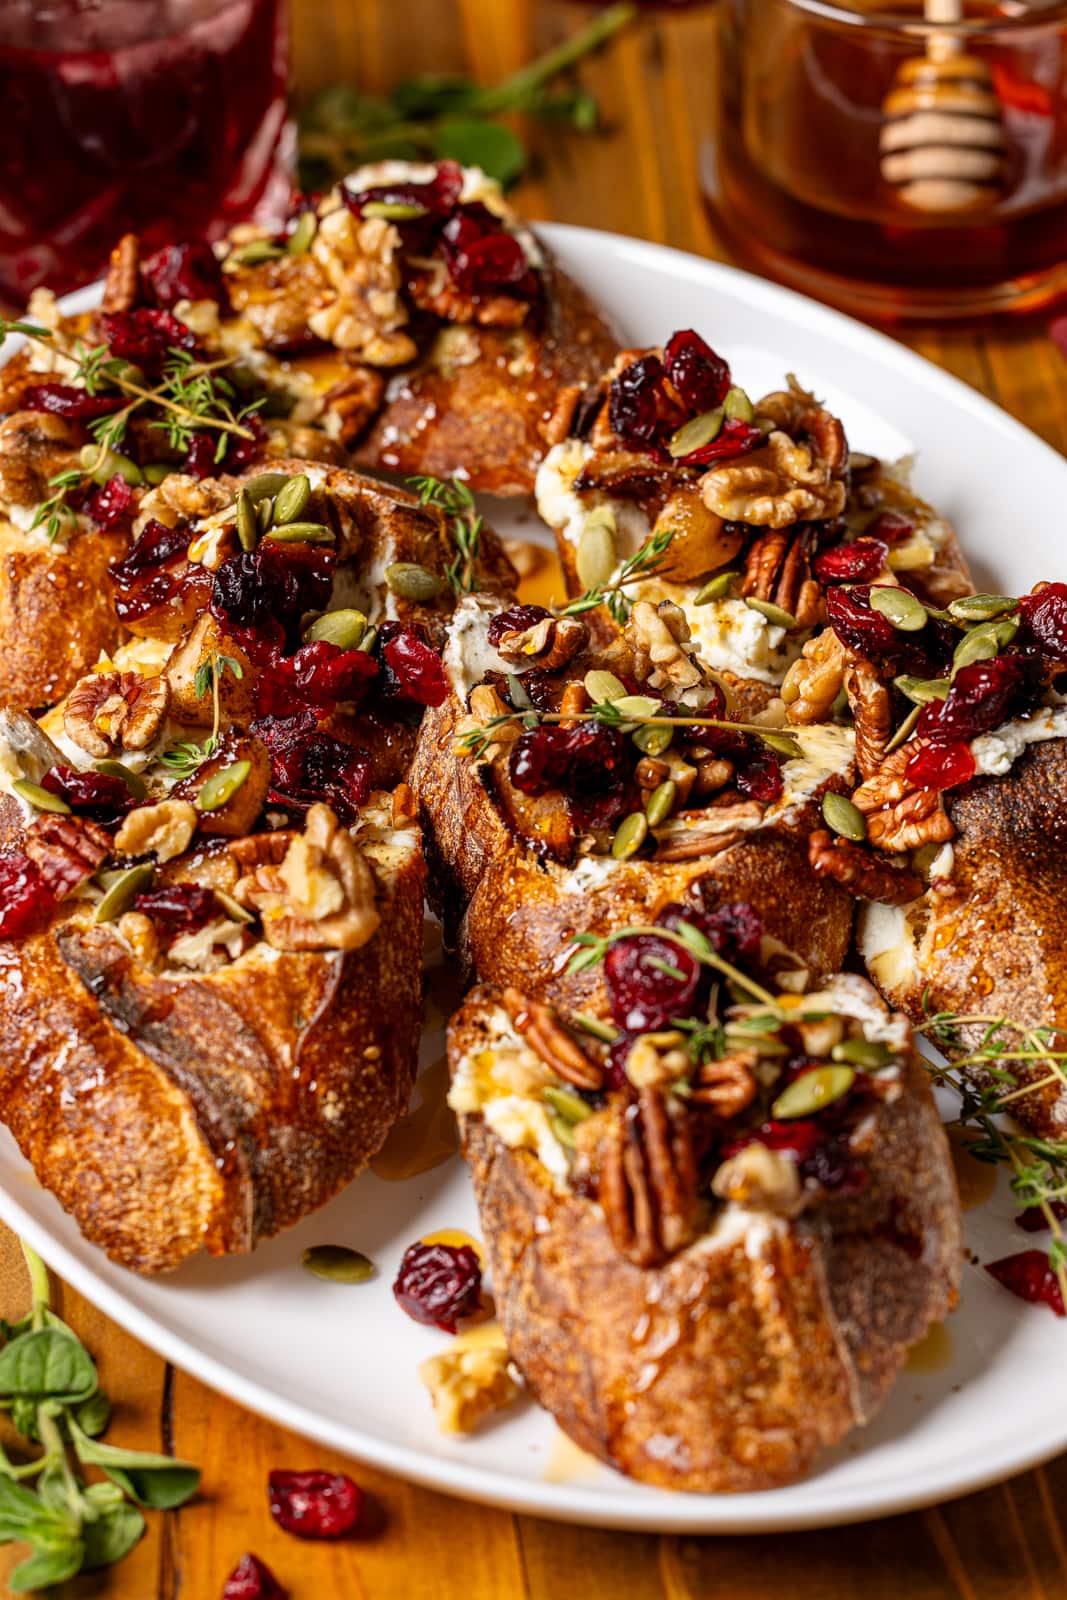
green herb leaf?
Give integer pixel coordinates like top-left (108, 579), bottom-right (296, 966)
top-left (0, 1329), bottom-right (96, 1405)
top-left (8, 1536), bottom-right (86, 1593)
top-left (433, 118), bottom-right (526, 186)
top-left (81, 1501), bottom-right (145, 1571)
top-left (68, 1418), bottom-right (200, 1510)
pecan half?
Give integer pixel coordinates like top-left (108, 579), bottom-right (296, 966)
top-left (64, 671), bottom-right (169, 758)
top-left (25, 814), bottom-right (110, 899)
top-left (740, 525), bottom-right (823, 629)
top-left (781, 628), bottom-right (847, 725)
top-left (493, 614), bottom-right (588, 673)
top-left (597, 1089), bottom-right (698, 1267)
top-left (409, 271), bottom-right (529, 328)
top-left (808, 827), bottom-right (922, 904)
top-left (690, 1049), bottom-right (759, 1116)
top-left (865, 787), bottom-right (954, 853)
top-left (100, 232), bottom-right (140, 314)
top-left (540, 383), bottom-right (584, 448)
top-left (503, 987), bottom-right (604, 1091)
top-left (845, 661), bottom-right (893, 778)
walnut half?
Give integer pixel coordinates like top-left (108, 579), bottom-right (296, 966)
top-left (233, 803), bottom-right (381, 951)
top-left (64, 671), bottom-right (169, 759)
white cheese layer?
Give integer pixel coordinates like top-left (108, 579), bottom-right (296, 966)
top-left (857, 901), bottom-right (922, 998)
top-left (970, 704), bottom-right (1067, 776)
top-left (442, 595), bottom-right (515, 699)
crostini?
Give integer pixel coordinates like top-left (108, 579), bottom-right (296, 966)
top-left (447, 919), bottom-right (962, 1490)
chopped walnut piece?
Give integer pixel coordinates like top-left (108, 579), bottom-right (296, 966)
top-left (322, 365), bottom-right (387, 445)
top-left (493, 614), bottom-right (588, 673)
top-left (712, 1143), bottom-right (804, 1216)
top-left (117, 911), bottom-right (160, 967)
top-left (409, 272), bottom-right (529, 328)
top-left (24, 814), bottom-right (110, 899)
top-left (757, 378), bottom-right (848, 476)
top-left (455, 683), bottom-right (518, 761)
top-left (597, 1088), bottom-right (699, 1267)
top-left (690, 1049), bottom-right (758, 1116)
top-left (781, 628), bottom-right (847, 725)
top-left (419, 1343), bottom-right (520, 1435)
top-left (64, 671), bottom-right (169, 758)
top-left (233, 803), bottom-right (381, 951)
top-left (114, 800), bottom-right (198, 864)
top-left (622, 1035), bottom-right (691, 1090)
top-left (307, 210), bottom-right (417, 364)
top-left (808, 828), bottom-right (922, 904)
top-left (625, 600), bottom-right (703, 693)
top-left (846, 662), bottom-right (893, 779)
top-left (701, 427), bottom-right (848, 529)
top-left (851, 744), bottom-right (914, 812)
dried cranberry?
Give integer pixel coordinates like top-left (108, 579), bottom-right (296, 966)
top-left (393, 1240), bottom-right (482, 1332)
top-left (142, 241), bottom-right (226, 310)
top-left (1016, 1200), bottom-right (1067, 1232)
top-left (508, 722), bottom-right (628, 799)
top-left (663, 329), bottom-right (731, 413)
top-left (917, 654), bottom-right (1028, 744)
top-left (486, 604), bottom-right (551, 647)
top-left (133, 883), bottom-right (220, 940)
top-left (866, 509), bottom-right (914, 546)
top-left (661, 897), bottom-right (763, 965)
top-left (254, 640), bottom-right (378, 717)
top-left (21, 381), bottom-right (125, 420)
top-left (253, 713), bottom-right (371, 823)
top-left (1018, 582), bottom-right (1067, 664)
top-left (904, 740), bottom-right (976, 791)
top-left (377, 623), bottom-right (448, 708)
top-left (87, 474), bottom-right (134, 530)
top-left (986, 1249), bottom-right (1065, 1315)
top-left (110, 518), bottom-right (190, 586)
top-left (609, 353), bottom-right (668, 451)
top-left (813, 538), bottom-right (889, 585)
top-left (604, 932), bottom-right (700, 1031)
top-left (0, 853), bottom-right (56, 938)
top-left (440, 209), bottom-right (529, 295)
top-left (825, 583), bottom-right (952, 674)
top-left (223, 412), bottom-right (268, 474)
top-left (212, 545), bottom-right (335, 639)
top-left (222, 1553), bottom-right (289, 1600)
top-left (100, 307), bottom-right (196, 370)
top-left (734, 748), bottom-right (784, 804)
top-left (267, 1469), bottom-right (362, 1540)
top-left (679, 417), bottom-right (763, 467)
top-left (41, 765), bottom-right (134, 824)
top-left (345, 159), bottom-right (463, 221)
top-left (183, 431), bottom-right (220, 480)
top-left (726, 1119), bottom-right (821, 1163)
top-left (801, 1133), bottom-right (868, 1195)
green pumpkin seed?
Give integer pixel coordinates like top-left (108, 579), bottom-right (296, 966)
top-left (230, 238), bottom-right (285, 266)
top-left (771, 1065), bottom-right (855, 1119)
top-left (948, 593), bottom-right (1018, 623)
top-left (108, 361), bottom-right (145, 389)
top-left (723, 386), bottom-right (754, 422)
top-left (952, 620), bottom-right (1002, 674)
top-left (575, 521), bottom-right (617, 591)
top-left (548, 1113), bottom-right (578, 1150)
top-left (257, 497), bottom-right (275, 534)
top-left (357, 626), bottom-right (378, 654)
top-left (142, 462), bottom-right (172, 486)
top-left (868, 586), bottom-right (928, 632)
top-left (286, 211), bottom-right (317, 255)
top-left (584, 669), bottom-right (626, 704)
top-left (361, 200), bottom-right (429, 221)
top-left (214, 889), bottom-right (254, 925)
top-left (304, 608), bottom-right (367, 649)
top-left (544, 1085), bottom-right (594, 1124)
top-left (385, 562), bottom-right (445, 602)
top-left (632, 722), bottom-right (673, 757)
top-left (611, 811), bottom-right (648, 859)
top-left (93, 760), bottom-right (147, 800)
top-left (693, 570), bottom-right (739, 606)
top-left (80, 445), bottom-right (143, 487)
top-left (301, 1245), bottom-right (375, 1284)
top-left (885, 703), bottom-right (923, 754)
top-left (612, 695), bottom-right (662, 721)
top-left (198, 760), bottom-right (251, 812)
top-left (724, 1025), bottom-right (790, 1056)
top-left (745, 597), bottom-right (798, 630)
top-left (236, 487), bottom-right (259, 552)
top-left (95, 863), bottom-right (155, 924)
top-left (822, 791), bottom-right (867, 842)
top-left (645, 779), bottom-right (677, 827)
top-left (243, 472), bottom-right (290, 505)
top-left (831, 1037), bottom-right (893, 1068)
top-left (668, 408), bottom-right (723, 459)
top-left (893, 674), bottom-right (950, 705)
top-left (263, 521), bottom-right (334, 545)
top-left (272, 473), bottom-right (312, 526)
top-left (571, 1011), bottom-right (619, 1043)
top-left (11, 779), bottom-right (69, 814)
top-left (759, 731), bottom-right (803, 759)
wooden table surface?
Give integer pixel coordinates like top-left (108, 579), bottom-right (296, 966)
top-left (4, 1), bottom-right (1067, 1594)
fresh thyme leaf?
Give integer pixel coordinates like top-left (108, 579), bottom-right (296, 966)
top-left (409, 473), bottom-right (483, 595)
top-left (557, 524), bottom-right (674, 621)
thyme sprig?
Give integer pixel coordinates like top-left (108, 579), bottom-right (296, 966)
top-left (459, 699), bottom-right (794, 763)
top-left (557, 525), bottom-right (675, 625)
top-left (159, 654), bottom-right (243, 777)
top-left (566, 921), bottom-right (780, 1007)
top-left (409, 474), bottom-right (483, 595)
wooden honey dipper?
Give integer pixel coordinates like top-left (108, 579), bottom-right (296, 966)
top-left (880, 0), bottom-right (1006, 213)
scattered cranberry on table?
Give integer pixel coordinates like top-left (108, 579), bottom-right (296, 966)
top-left (222, 1552), bottom-right (289, 1600)
top-left (267, 1468), bottom-right (363, 1540)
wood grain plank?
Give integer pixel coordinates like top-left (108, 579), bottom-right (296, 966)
top-left (515, 1514), bottom-right (666, 1600)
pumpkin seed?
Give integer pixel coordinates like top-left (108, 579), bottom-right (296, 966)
top-left (214, 888), bottom-right (254, 925)
top-left (822, 791), bottom-right (867, 842)
top-left (668, 408), bottom-right (723, 459)
top-left (548, 1113), bottom-right (578, 1150)
top-left (544, 1085), bottom-right (593, 1124)
top-left (301, 1245), bottom-right (375, 1284)
top-left (611, 810), bottom-right (648, 859)
top-left (286, 211), bottom-right (317, 255)
top-left (385, 562), bottom-right (445, 601)
top-left (693, 570), bottom-right (739, 606)
top-left (632, 722), bottom-right (673, 757)
top-left (893, 674), bottom-right (950, 705)
top-left (243, 472), bottom-right (290, 505)
top-left (95, 863), bottom-right (154, 924)
top-left (198, 760), bottom-right (251, 812)
top-left (272, 473), bottom-right (311, 526)
top-left (948, 593), bottom-right (1018, 622)
top-left (230, 238), bottom-right (285, 266)
top-left (257, 497), bottom-right (275, 534)
top-left (952, 620), bottom-right (1002, 674)
top-left (584, 669), bottom-right (626, 704)
top-left (868, 586), bottom-right (928, 632)
top-left (142, 462), bottom-right (172, 486)
top-left (724, 1025), bottom-right (790, 1056)
top-left (612, 694), bottom-right (662, 722)
top-left (80, 445), bottom-right (143, 487)
top-left (645, 779), bottom-right (677, 827)
top-left (235, 487), bottom-right (258, 552)
top-left (361, 200), bottom-right (429, 221)
top-left (263, 521), bottom-right (334, 545)
top-left (304, 608), bottom-right (367, 649)
top-left (744, 597), bottom-right (798, 629)
top-left (357, 626), bottom-right (378, 654)
top-left (93, 760), bottom-right (147, 800)
top-left (571, 1012), bottom-right (619, 1043)
top-left (723, 386), bottom-right (754, 422)
top-left (831, 1037), bottom-right (893, 1068)
top-left (575, 520), bottom-right (617, 591)
top-left (771, 1064), bottom-right (855, 1119)
top-left (759, 731), bottom-right (803, 759)
top-left (885, 703), bottom-right (922, 754)
top-left (11, 779), bottom-right (69, 814)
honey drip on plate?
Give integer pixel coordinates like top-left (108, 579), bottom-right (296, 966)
top-left (947, 1124), bottom-right (998, 1210)
top-left (510, 539), bottom-right (566, 610)
top-left (370, 1056), bottom-right (459, 1182)
top-left (420, 1227), bottom-right (485, 1264)
top-left (543, 1429), bottom-right (601, 1484)
top-left (905, 1321), bottom-right (954, 1374)
top-left (448, 1319), bottom-right (507, 1354)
